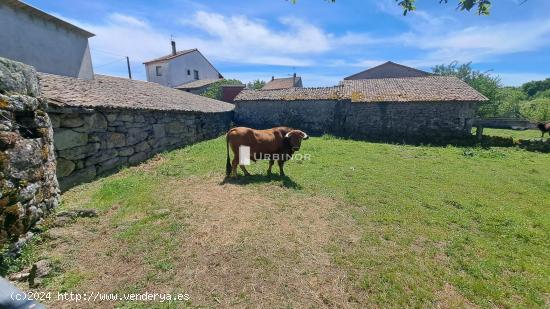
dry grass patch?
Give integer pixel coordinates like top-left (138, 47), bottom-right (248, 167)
top-left (24, 173), bottom-right (364, 308)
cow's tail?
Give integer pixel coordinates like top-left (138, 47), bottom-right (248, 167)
top-left (225, 133), bottom-right (232, 177)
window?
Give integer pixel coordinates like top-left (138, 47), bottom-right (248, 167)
top-left (155, 66), bottom-right (162, 76)
top-left (193, 70), bottom-right (199, 80)
top-left (187, 69), bottom-right (191, 76)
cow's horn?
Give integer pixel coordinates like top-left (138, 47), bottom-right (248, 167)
top-left (285, 132), bottom-right (292, 138)
top-left (303, 133), bottom-right (309, 140)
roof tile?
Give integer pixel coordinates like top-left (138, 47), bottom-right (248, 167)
top-left (235, 76), bottom-right (487, 102)
top-left (39, 73), bottom-right (234, 113)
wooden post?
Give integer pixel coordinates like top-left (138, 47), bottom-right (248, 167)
top-left (476, 125), bottom-right (483, 141)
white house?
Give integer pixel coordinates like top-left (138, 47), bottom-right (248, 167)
top-left (0, 0), bottom-right (94, 79)
top-left (143, 41), bottom-right (223, 88)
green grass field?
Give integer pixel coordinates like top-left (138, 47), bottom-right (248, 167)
top-left (9, 129), bottom-right (550, 308)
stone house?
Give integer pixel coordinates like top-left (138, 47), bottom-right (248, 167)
top-left (143, 42), bottom-right (223, 89)
top-left (344, 61), bottom-right (431, 80)
top-left (0, 0), bottom-right (94, 79)
top-left (234, 76), bottom-right (487, 140)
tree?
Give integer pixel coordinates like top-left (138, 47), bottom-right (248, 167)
top-left (247, 79), bottom-right (266, 90)
top-left (521, 78), bottom-right (550, 97)
top-left (519, 98), bottom-right (550, 122)
top-left (497, 87), bottom-right (527, 118)
top-left (201, 79), bottom-right (243, 100)
top-left (289, 0), bottom-right (499, 15)
top-left (432, 61), bottom-right (502, 117)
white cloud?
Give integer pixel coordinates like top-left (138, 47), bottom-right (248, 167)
top-left (179, 11), bottom-right (333, 55)
top-left (108, 13), bottom-right (148, 28)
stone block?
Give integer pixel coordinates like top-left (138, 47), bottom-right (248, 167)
top-left (101, 132), bottom-right (126, 149)
top-left (56, 158), bottom-right (76, 178)
top-left (118, 114), bottom-right (134, 122)
top-left (49, 113), bottom-right (61, 129)
top-left (134, 141), bottom-right (150, 153)
top-left (0, 57), bottom-right (40, 97)
top-left (97, 157), bottom-right (127, 174)
top-left (153, 124), bottom-right (165, 139)
top-left (128, 152), bottom-right (148, 165)
top-left (54, 129), bottom-right (88, 150)
top-left (58, 166), bottom-right (96, 191)
top-left (106, 113), bottom-right (117, 122)
top-left (126, 127), bottom-right (148, 145)
top-left (166, 122), bottom-right (185, 134)
top-left (85, 149), bottom-right (118, 166)
top-left (118, 147), bottom-right (134, 157)
top-left (57, 142), bottom-right (100, 160)
top-left (81, 112), bottom-right (108, 132)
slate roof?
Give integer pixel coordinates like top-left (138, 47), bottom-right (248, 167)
top-left (39, 73), bottom-right (234, 113)
top-left (3, 0), bottom-right (94, 37)
top-left (262, 76), bottom-right (303, 90)
top-left (235, 76), bottom-right (487, 103)
top-left (142, 49), bottom-right (197, 64)
top-left (175, 79), bottom-right (222, 90)
top-left (344, 61), bottom-right (430, 80)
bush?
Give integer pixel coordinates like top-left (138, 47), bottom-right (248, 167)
top-left (433, 62), bottom-right (502, 118)
top-left (201, 79), bottom-right (243, 100)
top-left (519, 98), bottom-right (550, 122)
top-left (497, 87), bottom-right (527, 118)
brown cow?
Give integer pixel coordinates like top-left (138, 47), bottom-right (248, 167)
top-left (226, 126), bottom-right (309, 177)
top-left (538, 122), bottom-right (550, 140)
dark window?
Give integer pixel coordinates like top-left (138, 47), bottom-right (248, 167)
top-left (187, 69), bottom-right (191, 75)
top-left (194, 70), bottom-right (199, 80)
top-left (155, 66), bottom-right (162, 76)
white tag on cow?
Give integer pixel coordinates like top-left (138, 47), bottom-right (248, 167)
top-left (239, 145), bottom-right (251, 165)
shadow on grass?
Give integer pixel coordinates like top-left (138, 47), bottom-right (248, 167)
top-left (334, 133), bottom-right (550, 153)
top-left (221, 173), bottom-right (302, 189)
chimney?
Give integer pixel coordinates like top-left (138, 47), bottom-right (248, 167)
top-left (293, 73), bottom-right (296, 85)
top-left (271, 76), bottom-right (275, 81)
top-left (171, 40), bottom-right (176, 56)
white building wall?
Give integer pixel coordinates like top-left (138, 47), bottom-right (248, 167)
top-left (144, 50), bottom-right (220, 87)
top-left (145, 61), bottom-right (170, 86)
top-left (0, 2), bottom-right (94, 79)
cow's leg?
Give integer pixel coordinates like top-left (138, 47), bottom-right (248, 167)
top-left (278, 160), bottom-right (285, 177)
top-left (267, 160), bottom-right (274, 175)
top-left (240, 164), bottom-right (251, 176)
top-left (231, 157), bottom-right (239, 177)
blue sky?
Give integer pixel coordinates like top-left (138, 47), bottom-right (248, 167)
top-left (27, 0), bottom-right (550, 87)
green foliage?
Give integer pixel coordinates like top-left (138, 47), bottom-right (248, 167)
top-left (201, 79), bottom-right (243, 100)
top-left (534, 89), bottom-right (550, 99)
top-left (433, 61), bottom-right (501, 117)
top-left (522, 78), bottom-right (550, 97)
top-left (247, 79), bottom-right (266, 90)
top-left (290, 0), bottom-right (494, 15)
top-left (519, 98), bottom-right (550, 122)
top-left (497, 87), bottom-right (527, 118)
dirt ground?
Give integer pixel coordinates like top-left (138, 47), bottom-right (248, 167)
top-left (36, 176), bottom-right (367, 308)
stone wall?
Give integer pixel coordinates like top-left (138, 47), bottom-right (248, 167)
top-left (234, 100), bottom-right (338, 134)
top-left (0, 58), bottom-right (59, 244)
top-left (342, 101), bottom-right (476, 140)
top-left (49, 107), bottom-right (232, 191)
top-left (234, 100), bottom-right (476, 140)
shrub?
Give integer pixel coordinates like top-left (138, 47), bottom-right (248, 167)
top-left (201, 79), bottom-right (243, 100)
top-left (519, 98), bottom-right (550, 122)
